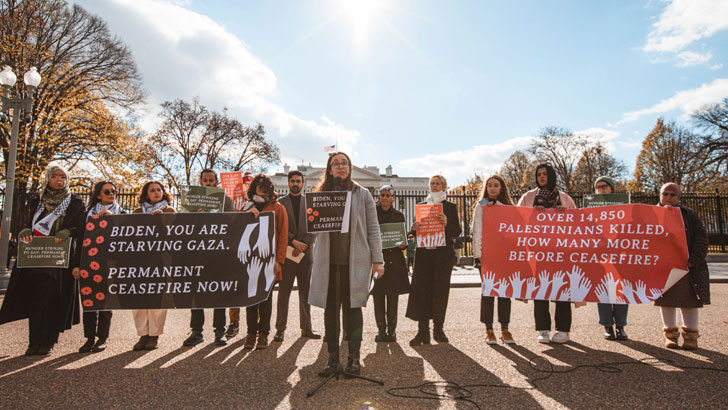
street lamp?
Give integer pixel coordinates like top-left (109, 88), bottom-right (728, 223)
top-left (0, 66), bottom-right (41, 290)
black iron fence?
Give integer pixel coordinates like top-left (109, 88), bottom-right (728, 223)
top-left (8, 188), bottom-right (727, 254)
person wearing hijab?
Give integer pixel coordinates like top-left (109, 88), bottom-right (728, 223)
top-left (406, 174), bottom-right (462, 346)
top-left (370, 185), bottom-right (410, 342)
top-left (654, 183), bottom-right (710, 350)
top-left (517, 164), bottom-right (577, 344)
top-left (131, 181), bottom-right (176, 351)
top-left (0, 165), bottom-right (85, 356)
top-left (472, 174), bottom-right (516, 344)
top-left (78, 181), bottom-right (125, 353)
top-left (309, 152), bottom-right (384, 377)
top-left (240, 173), bottom-right (288, 351)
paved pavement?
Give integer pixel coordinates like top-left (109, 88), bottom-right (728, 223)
top-left (1, 283), bottom-right (727, 409)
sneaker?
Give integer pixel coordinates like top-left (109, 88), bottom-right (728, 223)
top-left (243, 334), bottom-right (256, 349)
top-left (551, 331), bottom-right (569, 343)
top-left (79, 338), bottom-right (95, 353)
top-left (255, 334), bottom-right (268, 350)
top-left (225, 323), bottom-right (239, 339)
top-left (501, 329), bottom-right (515, 344)
top-left (214, 332), bottom-right (228, 346)
top-left (183, 331), bottom-right (204, 347)
top-left (537, 330), bottom-right (551, 344)
top-left (485, 329), bottom-right (497, 345)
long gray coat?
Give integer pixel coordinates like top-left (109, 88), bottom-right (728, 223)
top-left (309, 183), bottom-right (384, 309)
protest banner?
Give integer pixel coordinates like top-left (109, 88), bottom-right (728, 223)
top-left (79, 212), bottom-right (276, 310)
top-left (415, 204), bottom-right (445, 248)
top-left (481, 204), bottom-right (688, 304)
top-left (582, 193), bottom-right (630, 207)
top-left (220, 171), bottom-right (245, 211)
top-left (305, 191), bottom-right (351, 233)
top-left (17, 237), bottom-right (71, 268)
top-left (380, 222), bottom-right (407, 249)
top-left (180, 185), bottom-right (226, 213)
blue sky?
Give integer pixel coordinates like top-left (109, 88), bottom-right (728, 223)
top-left (75, 0), bottom-right (728, 185)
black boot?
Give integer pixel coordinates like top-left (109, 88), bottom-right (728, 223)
top-left (604, 326), bottom-right (616, 340)
top-left (344, 340), bottom-right (361, 377)
top-left (615, 326), bottom-right (628, 340)
top-left (318, 350), bottom-right (340, 377)
top-left (433, 327), bottom-right (449, 343)
top-left (375, 322), bottom-right (387, 343)
top-left (410, 321), bottom-right (431, 346)
top-left (386, 299), bottom-right (398, 342)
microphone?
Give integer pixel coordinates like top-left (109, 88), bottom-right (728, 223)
top-left (333, 177), bottom-right (343, 191)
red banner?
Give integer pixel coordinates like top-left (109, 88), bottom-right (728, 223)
top-left (481, 204), bottom-right (689, 304)
top-left (220, 172), bottom-right (245, 211)
top-left (416, 204), bottom-right (445, 247)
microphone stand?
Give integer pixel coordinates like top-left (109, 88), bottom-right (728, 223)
top-left (308, 181), bottom-right (384, 397)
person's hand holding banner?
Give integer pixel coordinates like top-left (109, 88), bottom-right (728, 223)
top-left (480, 204), bottom-right (689, 304)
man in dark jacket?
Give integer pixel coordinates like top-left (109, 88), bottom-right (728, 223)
top-left (273, 170), bottom-right (320, 341)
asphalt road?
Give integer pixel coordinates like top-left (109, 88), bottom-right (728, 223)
top-left (1, 285), bottom-right (727, 409)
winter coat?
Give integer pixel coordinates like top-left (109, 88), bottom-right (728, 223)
top-left (0, 194), bottom-right (85, 331)
top-left (655, 204), bottom-right (710, 307)
top-left (242, 199), bottom-right (289, 280)
top-left (471, 199), bottom-right (505, 259)
top-left (309, 183), bottom-right (384, 309)
top-left (517, 188), bottom-right (577, 209)
top-left (370, 205), bottom-right (410, 296)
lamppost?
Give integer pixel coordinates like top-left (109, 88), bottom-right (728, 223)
top-left (0, 66), bottom-right (42, 290)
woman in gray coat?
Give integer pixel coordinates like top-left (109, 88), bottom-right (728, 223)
top-left (309, 152), bottom-right (385, 377)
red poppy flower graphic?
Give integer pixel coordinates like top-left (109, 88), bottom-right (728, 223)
top-left (86, 222), bottom-right (95, 231)
top-left (90, 261), bottom-right (100, 271)
top-left (307, 208), bottom-right (313, 214)
top-left (90, 215), bottom-right (100, 220)
top-left (83, 299), bottom-right (93, 307)
top-left (95, 293), bottom-right (105, 301)
top-left (79, 269), bottom-right (89, 279)
top-left (99, 220), bottom-right (108, 228)
top-left (308, 215), bottom-right (315, 222)
top-left (95, 236), bottom-right (104, 244)
top-left (81, 287), bottom-right (92, 295)
top-left (313, 211), bottom-right (319, 217)
top-left (93, 275), bottom-right (103, 283)
top-left (83, 238), bottom-right (92, 247)
top-left (88, 248), bottom-right (98, 257)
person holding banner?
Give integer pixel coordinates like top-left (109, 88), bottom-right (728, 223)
top-left (406, 174), bottom-right (462, 346)
top-left (517, 164), bottom-right (576, 344)
top-left (592, 176), bottom-right (630, 341)
top-left (131, 181), bottom-right (176, 351)
top-left (0, 165), bottom-right (84, 356)
top-left (183, 169), bottom-right (236, 348)
top-left (274, 170), bottom-right (321, 342)
top-left (371, 185), bottom-right (410, 343)
top-left (309, 152), bottom-right (384, 377)
top-left (226, 170), bottom-right (255, 340)
top-left (241, 174), bottom-right (288, 350)
top-left (654, 183), bottom-right (710, 350)
top-left (79, 181), bottom-right (125, 353)
top-left (472, 174), bottom-right (515, 344)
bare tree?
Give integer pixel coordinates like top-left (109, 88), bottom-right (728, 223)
top-left (571, 142), bottom-right (627, 192)
top-left (500, 150), bottom-right (535, 192)
top-left (528, 127), bottom-right (587, 191)
top-left (692, 97), bottom-right (728, 174)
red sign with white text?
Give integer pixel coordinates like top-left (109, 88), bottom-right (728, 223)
top-left (416, 204), bottom-right (445, 248)
top-left (220, 172), bottom-right (245, 211)
top-left (481, 204), bottom-right (688, 304)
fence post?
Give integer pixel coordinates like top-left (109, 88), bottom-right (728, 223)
top-left (716, 189), bottom-right (726, 253)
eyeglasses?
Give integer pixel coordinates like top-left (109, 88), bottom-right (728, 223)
top-left (661, 192), bottom-right (678, 197)
top-left (331, 161), bottom-right (349, 168)
top-left (103, 189), bottom-right (116, 195)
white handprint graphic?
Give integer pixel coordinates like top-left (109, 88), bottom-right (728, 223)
top-left (509, 272), bottom-right (525, 299)
top-left (620, 279), bottom-right (637, 304)
top-left (481, 272), bottom-right (496, 297)
top-left (558, 288), bottom-right (571, 302)
top-left (598, 273), bottom-right (621, 303)
top-left (524, 277), bottom-right (539, 299)
top-left (568, 265), bottom-right (593, 302)
top-left (263, 257), bottom-right (275, 291)
top-left (649, 288), bottom-right (663, 301)
top-left (247, 257), bottom-right (264, 297)
top-left (548, 271), bottom-right (566, 300)
top-left (254, 216), bottom-right (270, 260)
top-left (237, 223), bottom-right (257, 264)
top-left (494, 279), bottom-right (510, 298)
top-left (595, 284), bottom-right (610, 303)
top-left (535, 271), bottom-right (552, 300)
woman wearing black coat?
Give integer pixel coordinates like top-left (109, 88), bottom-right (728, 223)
top-left (370, 185), bottom-right (410, 342)
top-left (655, 183), bottom-right (710, 350)
top-left (406, 175), bottom-right (462, 346)
top-left (0, 166), bottom-right (84, 356)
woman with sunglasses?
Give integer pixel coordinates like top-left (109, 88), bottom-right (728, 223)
top-left (370, 185), bottom-right (410, 342)
top-left (131, 181), bottom-right (176, 351)
top-left (78, 181), bottom-right (126, 353)
top-left (654, 183), bottom-right (710, 350)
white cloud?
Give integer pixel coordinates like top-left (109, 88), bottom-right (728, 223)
top-left (617, 78), bottom-right (728, 124)
top-left (575, 127), bottom-right (621, 152)
top-left (644, 0), bottom-right (728, 53)
top-left (710, 63), bottom-right (724, 71)
top-left (74, 0), bottom-right (360, 171)
top-left (397, 136), bottom-right (534, 186)
top-left (675, 50), bottom-right (713, 67)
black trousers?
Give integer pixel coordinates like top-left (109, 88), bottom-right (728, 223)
top-left (324, 265), bottom-right (363, 355)
top-left (406, 247), bottom-right (454, 329)
top-left (83, 311), bottom-right (112, 340)
top-left (28, 275), bottom-right (60, 348)
top-left (480, 296), bottom-right (511, 329)
top-left (534, 300), bottom-right (572, 332)
top-left (190, 308), bottom-right (226, 333)
top-left (246, 296), bottom-right (273, 335)
top-left (276, 261), bottom-right (313, 332)
top-left (373, 294), bottom-right (398, 333)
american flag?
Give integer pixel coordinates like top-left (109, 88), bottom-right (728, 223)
top-left (324, 144), bottom-right (336, 152)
